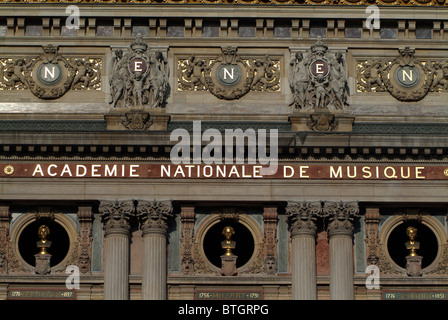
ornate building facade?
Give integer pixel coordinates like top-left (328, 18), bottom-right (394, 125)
top-left (0, 0), bottom-right (447, 300)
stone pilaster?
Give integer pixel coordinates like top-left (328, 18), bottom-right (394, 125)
top-left (263, 205), bottom-right (278, 275)
top-left (324, 201), bottom-right (359, 300)
top-left (137, 200), bottom-right (173, 300)
top-left (286, 201), bottom-right (321, 300)
top-left (365, 207), bottom-right (380, 266)
top-left (99, 200), bottom-right (134, 300)
top-left (0, 206), bottom-right (9, 275)
top-left (180, 205), bottom-right (195, 275)
top-left (78, 206), bottom-right (92, 274)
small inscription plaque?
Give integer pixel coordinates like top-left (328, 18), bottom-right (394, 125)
top-left (195, 290), bottom-right (263, 300)
top-left (382, 291), bottom-right (447, 300)
top-left (8, 288), bottom-right (76, 300)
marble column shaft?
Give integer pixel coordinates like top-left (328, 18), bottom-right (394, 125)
top-left (100, 200), bottom-right (134, 300)
top-left (324, 201), bottom-right (359, 300)
top-left (104, 232), bottom-right (130, 300)
top-left (287, 201), bottom-right (321, 300)
top-left (137, 200), bottom-right (173, 300)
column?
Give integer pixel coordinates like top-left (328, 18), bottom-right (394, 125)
top-left (324, 201), bottom-right (359, 300)
top-left (286, 201), bottom-right (321, 300)
top-left (137, 200), bottom-right (173, 300)
top-left (99, 200), bottom-right (134, 300)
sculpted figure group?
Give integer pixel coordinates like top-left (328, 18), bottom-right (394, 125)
top-left (109, 34), bottom-right (169, 109)
top-left (289, 38), bottom-right (349, 111)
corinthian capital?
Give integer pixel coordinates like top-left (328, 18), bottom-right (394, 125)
top-left (137, 200), bottom-right (174, 236)
top-left (323, 201), bottom-right (359, 237)
top-left (99, 200), bottom-right (135, 236)
top-left (286, 201), bottom-right (322, 237)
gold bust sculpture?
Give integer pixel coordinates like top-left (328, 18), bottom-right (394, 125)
top-left (221, 225), bottom-right (236, 256)
top-left (405, 226), bottom-right (420, 257)
top-left (37, 225), bottom-right (52, 255)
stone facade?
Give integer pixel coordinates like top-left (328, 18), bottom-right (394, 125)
top-left (0, 0), bottom-right (447, 301)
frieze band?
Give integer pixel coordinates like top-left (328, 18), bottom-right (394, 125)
top-left (3, 163), bottom-right (448, 180)
top-left (2, 36), bottom-right (446, 109)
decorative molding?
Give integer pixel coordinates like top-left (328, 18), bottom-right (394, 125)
top-left (180, 205), bottom-right (195, 275)
top-left (77, 206), bottom-right (92, 274)
top-left (0, 0), bottom-right (446, 6)
top-left (0, 120), bottom-right (107, 132)
top-left (0, 206), bottom-right (9, 274)
top-left (364, 207), bottom-right (380, 266)
top-left (263, 206), bottom-right (278, 275)
top-left (306, 112), bottom-right (338, 132)
top-left (286, 201), bottom-right (321, 237)
top-left (289, 37), bottom-right (349, 111)
top-left (323, 201), bottom-right (359, 238)
top-left (121, 111), bottom-right (153, 130)
top-left (0, 45), bottom-right (101, 99)
top-left (177, 47), bottom-right (280, 100)
top-left (109, 34), bottom-right (169, 109)
top-left (168, 121), bottom-right (291, 132)
top-left (356, 48), bottom-right (448, 101)
top-left (99, 200), bottom-right (134, 237)
top-left (136, 200), bottom-right (173, 236)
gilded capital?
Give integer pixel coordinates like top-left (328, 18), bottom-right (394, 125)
top-left (99, 200), bottom-right (135, 237)
top-left (323, 201), bottom-right (359, 238)
top-left (286, 201), bottom-right (322, 237)
top-left (137, 200), bottom-right (174, 236)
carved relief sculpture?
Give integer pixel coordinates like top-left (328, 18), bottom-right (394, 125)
top-left (99, 200), bottom-right (135, 236)
top-left (263, 206), bottom-right (278, 275)
top-left (323, 201), bottom-right (359, 237)
top-left (78, 207), bottom-right (92, 274)
top-left (0, 45), bottom-right (101, 99)
top-left (178, 47), bottom-right (280, 100)
top-left (180, 205), bottom-right (195, 275)
top-left (0, 206), bottom-right (9, 274)
top-left (136, 200), bottom-right (174, 236)
top-left (357, 47), bottom-right (448, 101)
top-left (286, 201), bottom-right (322, 237)
top-left (289, 37), bottom-right (349, 111)
top-left (109, 34), bottom-right (169, 109)
top-left (364, 208), bottom-right (380, 266)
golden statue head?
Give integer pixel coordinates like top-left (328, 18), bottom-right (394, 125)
top-left (406, 226), bottom-right (417, 242)
top-left (222, 226), bottom-right (235, 242)
top-left (38, 225), bottom-right (50, 241)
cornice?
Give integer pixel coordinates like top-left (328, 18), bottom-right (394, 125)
top-left (0, 0), bottom-right (446, 6)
